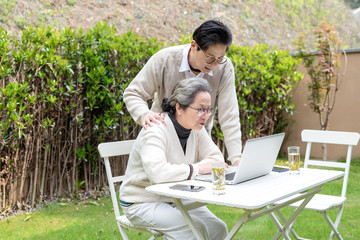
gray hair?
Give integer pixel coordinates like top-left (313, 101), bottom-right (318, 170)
top-left (162, 78), bottom-right (211, 113)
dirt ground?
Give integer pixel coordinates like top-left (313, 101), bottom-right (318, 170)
top-left (1, 0), bottom-right (359, 51)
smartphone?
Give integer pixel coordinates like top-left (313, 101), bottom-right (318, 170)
top-left (169, 184), bottom-right (205, 192)
top-left (272, 165), bottom-right (289, 172)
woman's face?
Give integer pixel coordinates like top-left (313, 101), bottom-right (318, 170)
top-left (176, 91), bottom-right (211, 131)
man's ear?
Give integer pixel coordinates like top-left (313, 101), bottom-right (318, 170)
top-left (190, 40), bottom-right (197, 49)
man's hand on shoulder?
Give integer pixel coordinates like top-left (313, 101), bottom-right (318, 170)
top-left (142, 112), bottom-right (166, 130)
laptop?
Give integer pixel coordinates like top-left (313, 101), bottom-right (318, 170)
top-left (195, 133), bottom-right (285, 185)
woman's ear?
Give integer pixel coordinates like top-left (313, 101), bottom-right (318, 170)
top-left (175, 103), bottom-right (183, 115)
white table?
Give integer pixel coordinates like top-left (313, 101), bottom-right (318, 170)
top-left (146, 168), bottom-right (344, 240)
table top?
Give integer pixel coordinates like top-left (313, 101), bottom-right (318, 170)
top-left (146, 168), bottom-right (344, 210)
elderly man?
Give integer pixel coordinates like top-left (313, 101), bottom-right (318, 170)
top-left (124, 19), bottom-right (242, 165)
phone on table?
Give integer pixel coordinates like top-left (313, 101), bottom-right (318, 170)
top-left (272, 165), bottom-right (289, 172)
top-left (169, 184), bottom-right (205, 192)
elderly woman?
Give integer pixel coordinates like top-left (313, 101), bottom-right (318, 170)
top-left (119, 78), bottom-right (228, 240)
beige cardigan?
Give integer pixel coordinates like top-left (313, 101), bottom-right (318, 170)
top-left (124, 44), bottom-right (242, 164)
top-left (119, 115), bottom-right (224, 203)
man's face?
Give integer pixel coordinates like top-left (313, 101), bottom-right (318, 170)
top-left (189, 41), bottom-right (227, 74)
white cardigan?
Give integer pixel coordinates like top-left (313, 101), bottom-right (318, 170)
top-left (120, 115), bottom-right (224, 203)
top-left (123, 44), bottom-right (242, 164)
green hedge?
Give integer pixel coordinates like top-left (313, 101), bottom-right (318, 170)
top-left (230, 44), bottom-right (302, 138)
top-left (0, 22), bottom-right (302, 210)
top-left (210, 44), bottom-right (303, 154)
top-left (0, 22), bottom-right (162, 210)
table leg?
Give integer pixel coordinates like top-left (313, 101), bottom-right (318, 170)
top-left (270, 186), bottom-right (322, 240)
top-left (268, 210), bottom-right (291, 240)
top-left (173, 198), bottom-right (205, 240)
top-left (273, 210), bottom-right (309, 240)
top-left (173, 198), bottom-right (252, 240)
top-left (224, 210), bottom-right (252, 240)
top-left (172, 185), bottom-right (322, 240)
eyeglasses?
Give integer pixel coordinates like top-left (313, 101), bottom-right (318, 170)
top-left (197, 45), bottom-right (227, 65)
top-left (188, 106), bottom-right (214, 116)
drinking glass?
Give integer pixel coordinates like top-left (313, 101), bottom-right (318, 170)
top-left (288, 146), bottom-right (300, 175)
top-left (212, 161), bottom-right (226, 195)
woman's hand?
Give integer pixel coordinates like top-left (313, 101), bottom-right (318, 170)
top-left (197, 161), bottom-right (213, 175)
top-left (198, 161), bottom-right (229, 175)
top-left (232, 159), bottom-right (240, 166)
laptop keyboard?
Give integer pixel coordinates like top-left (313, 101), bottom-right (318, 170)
top-left (225, 171), bottom-right (236, 181)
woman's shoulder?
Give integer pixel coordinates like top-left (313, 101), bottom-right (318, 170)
top-left (138, 118), bottom-right (173, 142)
top-left (140, 124), bottom-right (166, 137)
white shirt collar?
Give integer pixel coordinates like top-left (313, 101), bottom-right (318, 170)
top-left (179, 45), bottom-right (213, 77)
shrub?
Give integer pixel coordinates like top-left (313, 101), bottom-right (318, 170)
top-left (212, 44), bottom-right (303, 151)
top-left (0, 23), bottom-right (301, 211)
top-left (0, 22), bottom-right (162, 210)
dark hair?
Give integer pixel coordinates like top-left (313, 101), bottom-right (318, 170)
top-left (192, 19), bottom-right (232, 51)
top-left (161, 98), bottom-right (175, 114)
top-left (161, 78), bottom-right (211, 113)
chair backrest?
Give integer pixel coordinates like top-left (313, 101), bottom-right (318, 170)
top-left (98, 140), bottom-right (136, 219)
top-left (301, 129), bottom-right (360, 197)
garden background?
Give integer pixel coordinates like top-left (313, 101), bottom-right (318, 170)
top-left (1, 0), bottom-right (360, 232)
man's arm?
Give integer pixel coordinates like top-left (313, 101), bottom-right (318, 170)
top-left (217, 61), bottom-right (242, 165)
top-left (123, 54), bottom-right (165, 128)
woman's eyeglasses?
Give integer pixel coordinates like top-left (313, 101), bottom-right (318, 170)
top-left (188, 106), bottom-right (214, 116)
top-left (197, 45), bottom-right (227, 65)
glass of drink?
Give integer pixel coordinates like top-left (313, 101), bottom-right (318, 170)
top-left (288, 146), bottom-right (300, 175)
top-left (212, 161), bottom-right (226, 195)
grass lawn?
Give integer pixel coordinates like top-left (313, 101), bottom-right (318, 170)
top-left (1, 159), bottom-right (359, 240)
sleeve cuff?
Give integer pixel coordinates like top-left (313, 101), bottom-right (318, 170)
top-left (228, 153), bottom-right (242, 165)
top-left (188, 164), bottom-right (199, 180)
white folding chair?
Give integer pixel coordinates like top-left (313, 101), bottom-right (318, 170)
top-left (279, 129), bottom-right (359, 240)
top-left (98, 140), bottom-right (163, 240)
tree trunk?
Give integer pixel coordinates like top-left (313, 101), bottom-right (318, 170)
top-left (322, 143), bottom-right (327, 161)
top-left (72, 125), bottom-right (77, 194)
top-left (9, 173), bottom-right (14, 207)
top-left (31, 137), bottom-right (41, 206)
top-left (321, 127), bottom-right (328, 161)
top-left (49, 146), bottom-right (54, 198)
top-left (84, 162), bottom-right (89, 192)
top-left (1, 184), bottom-right (5, 209)
top-left (57, 142), bottom-right (63, 197)
top-left (11, 141), bottom-right (20, 205)
top-left (19, 136), bottom-right (31, 204)
top-left (27, 172), bottom-right (33, 203)
top-left (39, 145), bottom-right (48, 203)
